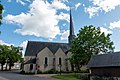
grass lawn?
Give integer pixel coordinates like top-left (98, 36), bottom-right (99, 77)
top-left (52, 73), bottom-right (80, 80)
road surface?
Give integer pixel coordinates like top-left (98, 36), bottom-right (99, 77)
top-left (0, 70), bottom-right (57, 80)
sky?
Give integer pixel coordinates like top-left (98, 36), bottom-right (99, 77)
top-left (0, 0), bottom-right (120, 57)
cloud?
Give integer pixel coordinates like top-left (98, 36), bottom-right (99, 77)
top-left (100, 27), bottom-right (112, 35)
top-left (7, 0), bottom-right (31, 5)
top-left (109, 20), bottom-right (120, 29)
top-left (52, 0), bottom-right (70, 10)
top-left (85, 7), bottom-right (100, 18)
top-left (16, 0), bottom-right (26, 5)
top-left (4, 0), bottom-right (70, 40)
top-left (83, 4), bottom-right (85, 7)
top-left (75, 3), bottom-right (81, 10)
top-left (0, 40), bottom-right (14, 46)
top-left (20, 40), bottom-right (28, 49)
top-left (7, 0), bottom-right (11, 2)
top-left (20, 40), bottom-right (28, 57)
top-left (60, 30), bottom-right (69, 40)
top-left (26, 0), bottom-right (31, 2)
top-left (62, 0), bottom-right (68, 2)
top-left (85, 0), bottom-right (120, 18)
top-left (63, 23), bottom-right (66, 26)
top-left (57, 12), bottom-right (70, 22)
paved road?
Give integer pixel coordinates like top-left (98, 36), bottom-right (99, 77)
top-left (0, 70), bottom-right (57, 80)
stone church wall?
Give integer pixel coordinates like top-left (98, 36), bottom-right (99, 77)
top-left (67, 52), bottom-right (72, 71)
top-left (55, 48), bottom-right (67, 71)
top-left (24, 48), bottom-right (72, 73)
top-left (37, 47), bottom-right (54, 72)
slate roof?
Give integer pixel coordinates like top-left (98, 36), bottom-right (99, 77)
top-left (87, 52), bottom-right (120, 68)
top-left (24, 58), bottom-right (36, 64)
top-left (25, 41), bottom-right (70, 56)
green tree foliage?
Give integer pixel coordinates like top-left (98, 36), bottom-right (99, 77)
top-left (0, 45), bottom-right (23, 70)
top-left (0, 45), bottom-right (7, 70)
top-left (70, 25), bottom-right (115, 71)
top-left (8, 45), bottom-right (23, 70)
top-left (0, 0), bottom-right (4, 25)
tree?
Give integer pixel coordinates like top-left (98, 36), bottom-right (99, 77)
top-left (70, 25), bottom-right (115, 71)
top-left (0, 0), bottom-right (3, 25)
top-left (7, 45), bottom-right (23, 70)
top-left (0, 45), bottom-right (23, 70)
top-left (0, 45), bottom-right (9, 70)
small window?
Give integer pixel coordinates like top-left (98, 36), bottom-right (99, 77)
top-left (30, 64), bottom-right (33, 70)
top-left (53, 58), bottom-right (55, 63)
top-left (45, 57), bottom-right (48, 65)
top-left (59, 57), bottom-right (62, 65)
top-left (53, 58), bottom-right (55, 66)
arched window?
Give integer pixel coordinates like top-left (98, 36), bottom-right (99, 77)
top-left (59, 57), bottom-right (62, 65)
top-left (30, 64), bottom-right (33, 70)
top-left (45, 57), bottom-right (48, 65)
top-left (53, 58), bottom-right (55, 65)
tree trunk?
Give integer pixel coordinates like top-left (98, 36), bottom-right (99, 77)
top-left (9, 64), bottom-right (11, 70)
top-left (71, 64), bottom-right (74, 71)
top-left (1, 64), bottom-right (3, 71)
top-left (75, 64), bottom-right (80, 72)
top-left (5, 63), bottom-right (7, 70)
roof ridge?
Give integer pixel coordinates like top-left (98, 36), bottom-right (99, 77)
top-left (28, 41), bottom-right (69, 44)
top-left (94, 51), bottom-right (120, 57)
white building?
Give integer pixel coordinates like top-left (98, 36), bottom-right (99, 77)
top-left (23, 11), bottom-right (75, 73)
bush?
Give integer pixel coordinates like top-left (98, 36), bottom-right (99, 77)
top-left (35, 69), bottom-right (59, 74)
top-left (78, 74), bottom-right (90, 80)
top-left (37, 70), bottom-right (42, 74)
top-left (80, 69), bottom-right (89, 73)
top-left (43, 69), bottom-right (55, 74)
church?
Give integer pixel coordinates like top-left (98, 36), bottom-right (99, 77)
top-left (23, 11), bottom-right (75, 73)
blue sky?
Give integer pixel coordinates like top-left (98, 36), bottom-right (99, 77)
top-left (1, 0), bottom-right (120, 56)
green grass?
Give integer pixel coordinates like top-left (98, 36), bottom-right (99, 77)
top-left (52, 73), bottom-right (80, 80)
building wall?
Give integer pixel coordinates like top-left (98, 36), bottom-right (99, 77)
top-left (24, 48), bottom-right (72, 73)
top-left (90, 67), bottom-right (120, 77)
top-left (55, 48), bottom-right (67, 71)
top-left (24, 56), bottom-right (36, 73)
top-left (24, 64), bottom-right (36, 73)
top-left (37, 47), bottom-right (54, 72)
top-left (67, 52), bottom-right (72, 71)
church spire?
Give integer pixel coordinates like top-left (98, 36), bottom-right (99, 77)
top-left (70, 9), bottom-right (75, 35)
top-left (68, 9), bottom-right (75, 44)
